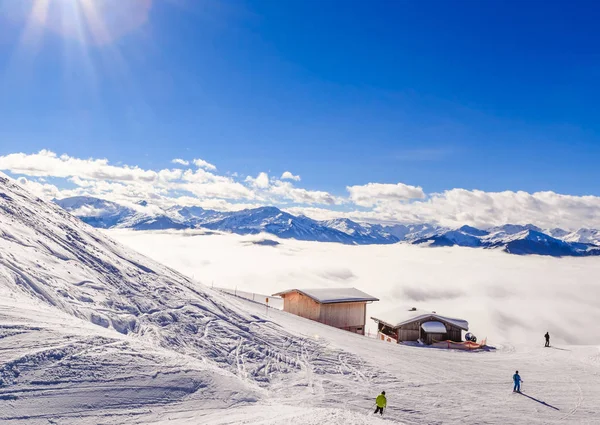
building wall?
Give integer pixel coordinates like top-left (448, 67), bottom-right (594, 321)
top-left (283, 292), bottom-right (320, 321)
top-left (397, 328), bottom-right (420, 341)
top-left (283, 292), bottom-right (367, 334)
top-left (319, 302), bottom-right (366, 334)
top-left (425, 332), bottom-right (446, 345)
top-left (447, 329), bottom-right (462, 342)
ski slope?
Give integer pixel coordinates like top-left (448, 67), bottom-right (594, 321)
top-left (1, 174), bottom-right (599, 424)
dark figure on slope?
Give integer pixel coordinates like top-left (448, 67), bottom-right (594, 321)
top-left (374, 391), bottom-right (387, 415)
top-left (545, 332), bottom-right (550, 347)
top-left (513, 371), bottom-right (523, 393)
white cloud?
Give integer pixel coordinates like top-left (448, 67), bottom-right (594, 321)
top-left (5, 150), bottom-right (600, 230)
top-left (15, 177), bottom-right (65, 200)
top-left (270, 181), bottom-right (339, 205)
top-left (281, 171), bottom-right (301, 181)
top-left (112, 230), bottom-right (600, 345)
top-left (245, 172), bottom-right (270, 189)
top-left (347, 182), bottom-right (426, 207)
top-left (0, 150), bottom-right (166, 183)
top-left (193, 158), bottom-right (217, 171)
top-left (172, 159), bottom-right (189, 166)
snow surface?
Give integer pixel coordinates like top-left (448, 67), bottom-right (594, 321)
top-left (420, 321), bottom-right (448, 333)
top-left (372, 309), bottom-right (469, 331)
top-left (273, 288), bottom-right (379, 304)
top-left (2, 175), bottom-right (600, 424)
top-left (377, 312), bottom-right (469, 332)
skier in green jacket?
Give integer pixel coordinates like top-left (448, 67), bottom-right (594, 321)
top-left (374, 391), bottom-right (387, 415)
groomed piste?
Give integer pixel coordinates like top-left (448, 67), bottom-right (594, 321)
top-left (1, 173), bottom-right (599, 424)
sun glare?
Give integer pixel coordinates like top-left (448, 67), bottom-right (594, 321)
top-left (21, 0), bottom-right (152, 46)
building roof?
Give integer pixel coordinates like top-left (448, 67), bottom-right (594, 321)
top-left (371, 308), bottom-right (469, 331)
top-left (272, 287), bottom-right (379, 304)
top-left (421, 321), bottom-right (447, 333)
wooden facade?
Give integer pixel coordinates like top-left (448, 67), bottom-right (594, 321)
top-left (276, 289), bottom-right (377, 335)
top-left (374, 313), bottom-right (468, 345)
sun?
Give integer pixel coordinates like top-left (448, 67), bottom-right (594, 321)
top-left (20, 0), bottom-right (152, 46)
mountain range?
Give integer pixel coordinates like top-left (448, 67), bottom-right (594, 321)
top-left (53, 196), bottom-right (600, 257)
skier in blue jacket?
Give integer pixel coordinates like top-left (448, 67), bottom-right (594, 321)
top-left (513, 371), bottom-right (523, 393)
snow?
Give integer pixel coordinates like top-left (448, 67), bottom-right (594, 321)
top-left (420, 321), bottom-right (447, 333)
top-left (55, 196), bottom-right (600, 256)
top-left (2, 174), bottom-right (600, 424)
top-left (399, 314), bottom-right (468, 331)
top-left (372, 310), bottom-right (469, 331)
top-left (273, 288), bottom-right (379, 304)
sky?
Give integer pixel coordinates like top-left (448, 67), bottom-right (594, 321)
top-left (0, 0), bottom-right (600, 229)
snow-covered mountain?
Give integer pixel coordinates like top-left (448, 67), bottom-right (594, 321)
top-left (54, 196), bottom-right (135, 228)
top-left (53, 196), bottom-right (600, 256)
top-left (201, 206), bottom-right (362, 244)
top-left (383, 223), bottom-right (444, 241)
top-left (0, 172), bottom-right (385, 422)
top-left (54, 196), bottom-right (186, 230)
top-left (320, 218), bottom-right (399, 244)
top-left (561, 228), bottom-right (600, 245)
top-left (414, 227), bottom-right (600, 257)
top-left (2, 173), bottom-right (600, 424)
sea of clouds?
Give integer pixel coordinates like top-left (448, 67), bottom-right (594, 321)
top-left (110, 229), bottom-right (600, 347)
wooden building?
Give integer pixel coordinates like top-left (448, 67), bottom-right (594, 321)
top-left (371, 310), bottom-right (468, 345)
top-left (272, 288), bottom-right (378, 335)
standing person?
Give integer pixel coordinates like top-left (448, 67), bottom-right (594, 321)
top-left (513, 371), bottom-right (523, 393)
top-left (374, 391), bottom-right (387, 415)
top-left (545, 332), bottom-right (550, 347)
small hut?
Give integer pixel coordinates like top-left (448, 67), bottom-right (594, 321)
top-left (371, 309), bottom-right (468, 345)
top-left (272, 288), bottom-right (378, 335)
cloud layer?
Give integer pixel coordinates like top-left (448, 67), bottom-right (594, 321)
top-left (2, 150), bottom-right (600, 230)
top-left (111, 229), bottom-right (600, 345)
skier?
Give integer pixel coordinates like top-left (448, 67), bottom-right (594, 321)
top-left (513, 371), bottom-right (523, 393)
top-left (374, 391), bottom-right (387, 415)
top-left (545, 332), bottom-right (550, 347)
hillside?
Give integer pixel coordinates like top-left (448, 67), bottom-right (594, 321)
top-left (1, 175), bottom-right (599, 424)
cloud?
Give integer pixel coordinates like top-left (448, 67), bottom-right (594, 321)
top-left (281, 171), bottom-right (301, 181)
top-left (0, 150), bottom-right (166, 183)
top-left (112, 230), bottom-right (600, 345)
top-left (401, 286), bottom-right (464, 302)
top-left (193, 158), bottom-right (217, 171)
top-left (270, 181), bottom-right (338, 205)
top-left (245, 172), bottom-right (270, 189)
top-left (15, 177), bottom-right (65, 200)
top-left (4, 150), bottom-right (600, 230)
top-left (347, 182), bottom-right (426, 207)
top-left (172, 159), bottom-right (189, 166)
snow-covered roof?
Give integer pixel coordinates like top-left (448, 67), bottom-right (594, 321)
top-left (371, 309), bottom-right (469, 331)
top-left (421, 321), bottom-right (447, 333)
top-left (272, 288), bottom-right (379, 304)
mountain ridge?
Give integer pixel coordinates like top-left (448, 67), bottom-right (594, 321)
top-left (52, 195), bottom-right (600, 257)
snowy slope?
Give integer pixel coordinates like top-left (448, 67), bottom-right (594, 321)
top-left (413, 226), bottom-right (600, 257)
top-left (0, 174), bottom-right (391, 422)
top-left (53, 196), bottom-right (600, 256)
top-left (320, 218), bottom-right (399, 244)
top-left (54, 196), bottom-right (135, 228)
top-left (1, 175), bottom-right (600, 424)
top-left (562, 228), bottom-right (600, 245)
top-left (201, 206), bottom-right (360, 244)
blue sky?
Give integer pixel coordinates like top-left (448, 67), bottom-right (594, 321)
top-left (1, 0), bottom-right (600, 228)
